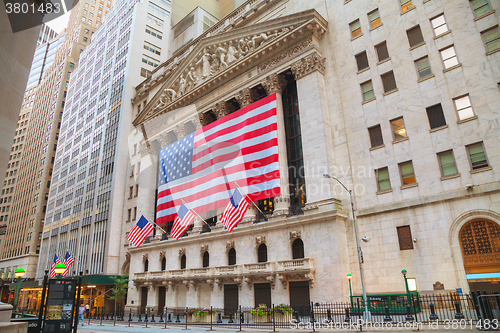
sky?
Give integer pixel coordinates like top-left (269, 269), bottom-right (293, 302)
top-left (45, 12), bottom-right (71, 34)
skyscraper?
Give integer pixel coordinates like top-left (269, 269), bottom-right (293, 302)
top-left (37, 23), bottom-right (57, 46)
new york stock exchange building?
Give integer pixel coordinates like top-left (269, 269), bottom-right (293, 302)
top-left (122, 0), bottom-right (500, 315)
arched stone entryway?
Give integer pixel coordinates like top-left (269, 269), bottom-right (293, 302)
top-left (450, 210), bottom-right (500, 293)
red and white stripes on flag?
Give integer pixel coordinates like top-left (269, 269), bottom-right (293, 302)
top-left (126, 216), bottom-right (155, 247)
top-left (50, 253), bottom-right (60, 278)
top-left (170, 203), bottom-right (196, 240)
top-left (156, 94), bottom-right (280, 224)
top-left (63, 251), bottom-right (74, 277)
top-left (220, 188), bottom-right (249, 232)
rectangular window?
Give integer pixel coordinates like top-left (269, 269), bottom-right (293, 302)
top-left (160, 0), bottom-right (171, 7)
top-left (361, 81), bottom-right (374, 101)
top-left (203, 16), bottom-right (215, 32)
top-left (470, 0), bottom-right (492, 17)
top-left (140, 68), bottom-right (152, 78)
top-left (147, 13), bottom-right (164, 28)
top-left (381, 71), bottom-right (397, 93)
top-left (481, 26), bottom-right (500, 53)
top-left (376, 167), bottom-right (391, 191)
top-left (368, 125), bottom-right (384, 148)
top-left (438, 150), bottom-right (458, 177)
top-left (145, 25), bottom-right (163, 39)
top-left (135, 184), bottom-right (139, 197)
top-left (415, 56), bottom-right (432, 79)
top-left (440, 45), bottom-right (459, 69)
top-left (133, 207), bottom-right (137, 220)
top-left (129, 186), bottom-right (133, 199)
top-left (355, 51), bottom-right (369, 71)
top-left (391, 117), bottom-right (407, 141)
top-left (144, 41), bottom-right (161, 55)
top-left (397, 225), bottom-right (414, 250)
top-left (454, 95), bottom-right (474, 120)
top-left (400, 0), bottom-right (413, 12)
top-left (368, 9), bottom-right (381, 29)
top-left (406, 25), bottom-right (424, 48)
top-left (375, 41), bottom-right (389, 62)
top-left (467, 142), bottom-right (489, 170)
top-left (148, 3), bottom-right (170, 17)
top-left (350, 19), bottom-right (362, 38)
top-left (426, 104), bottom-right (447, 129)
top-left (127, 208), bottom-right (131, 221)
top-left (142, 54), bottom-right (160, 67)
top-left (399, 161), bottom-right (416, 185)
top-left (431, 14), bottom-right (449, 36)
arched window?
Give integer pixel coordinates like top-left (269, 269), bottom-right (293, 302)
top-left (203, 251), bottom-right (210, 268)
top-left (460, 219), bottom-right (500, 274)
top-left (144, 259), bottom-right (149, 272)
top-left (292, 238), bottom-right (305, 259)
top-left (228, 248), bottom-right (236, 266)
top-left (258, 243), bottom-right (267, 263)
top-left (180, 254), bottom-right (186, 269)
top-left (161, 257), bottom-right (166, 271)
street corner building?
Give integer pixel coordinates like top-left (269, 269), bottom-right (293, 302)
top-left (123, 0), bottom-right (500, 316)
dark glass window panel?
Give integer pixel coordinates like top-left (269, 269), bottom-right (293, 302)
top-left (355, 51), bottom-right (369, 71)
top-left (426, 104), bottom-right (446, 129)
top-left (381, 71), bottom-right (397, 92)
top-left (228, 248), bottom-right (236, 265)
top-left (368, 125), bottom-right (383, 148)
top-left (375, 41), bottom-right (389, 62)
top-left (202, 251), bottom-right (209, 267)
top-left (258, 243), bottom-right (267, 263)
top-left (180, 254), bottom-right (186, 269)
top-left (407, 25), bottom-right (424, 48)
top-left (292, 238), bottom-right (305, 259)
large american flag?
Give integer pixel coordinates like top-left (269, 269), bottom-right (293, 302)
top-left (157, 94), bottom-right (280, 224)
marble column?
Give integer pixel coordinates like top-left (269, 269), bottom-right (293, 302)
top-left (262, 74), bottom-right (289, 215)
top-left (290, 53), bottom-right (333, 204)
top-left (138, 143), bottom-right (159, 229)
top-left (146, 283), bottom-right (158, 313)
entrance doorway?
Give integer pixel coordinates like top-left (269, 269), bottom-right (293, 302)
top-left (158, 286), bottom-right (166, 315)
top-left (140, 287), bottom-right (147, 314)
top-left (224, 284), bottom-right (238, 315)
top-left (289, 281), bottom-right (310, 316)
top-left (254, 283), bottom-right (271, 307)
top-left (459, 219), bottom-right (500, 293)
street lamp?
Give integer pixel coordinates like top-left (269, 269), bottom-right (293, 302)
top-left (347, 273), bottom-right (353, 308)
top-left (323, 173), bottom-right (371, 321)
top-left (13, 268), bottom-right (26, 311)
top-left (401, 269), bottom-right (412, 310)
top-left (54, 263), bottom-right (66, 277)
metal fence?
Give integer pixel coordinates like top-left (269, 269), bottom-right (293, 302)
top-left (82, 292), bottom-right (500, 329)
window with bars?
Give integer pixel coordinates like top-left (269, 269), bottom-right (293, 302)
top-left (400, 0), bottom-right (413, 12)
top-left (368, 125), bottom-right (384, 148)
top-left (399, 161), bottom-right (416, 185)
top-left (438, 150), bottom-right (458, 177)
top-left (430, 14), bottom-right (449, 36)
top-left (390, 117), bottom-right (407, 141)
top-left (350, 19), bottom-right (362, 38)
top-left (415, 56), bottom-right (432, 79)
top-left (381, 71), bottom-right (397, 93)
top-left (426, 104), bottom-right (447, 129)
top-left (454, 95), bottom-right (475, 120)
top-left (355, 51), bottom-right (369, 71)
top-left (470, 0), bottom-right (492, 17)
top-left (376, 167), bottom-right (391, 191)
top-left (368, 9), bottom-right (381, 29)
top-left (467, 142), bottom-right (489, 170)
top-left (375, 41), bottom-right (390, 62)
top-left (406, 25), bottom-right (424, 48)
top-left (440, 45), bottom-right (459, 69)
top-left (361, 80), bottom-right (374, 101)
top-left (397, 225), bottom-right (414, 250)
top-left (481, 26), bottom-right (500, 53)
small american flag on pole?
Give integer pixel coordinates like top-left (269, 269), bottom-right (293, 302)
top-left (170, 203), bottom-right (196, 240)
top-left (156, 94), bottom-right (280, 223)
top-left (220, 188), bottom-right (249, 232)
top-left (126, 216), bottom-right (155, 247)
top-left (63, 251), bottom-right (74, 277)
top-left (50, 253), bottom-right (60, 278)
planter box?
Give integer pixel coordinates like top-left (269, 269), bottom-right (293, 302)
top-left (191, 313), bottom-right (216, 323)
top-left (252, 314), bottom-right (271, 323)
top-left (273, 312), bottom-right (292, 323)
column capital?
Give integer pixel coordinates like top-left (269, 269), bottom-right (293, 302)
top-left (173, 124), bottom-right (186, 139)
top-left (235, 88), bottom-right (258, 108)
top-left (291, 53), bottom-right (325, 80)
top-left (262, 73), bottom-right (287, 95)
top-left (213, 102), bottom-right (230, 119)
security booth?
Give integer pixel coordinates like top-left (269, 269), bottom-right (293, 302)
top-left (350, 292), bottom-right (421, 315)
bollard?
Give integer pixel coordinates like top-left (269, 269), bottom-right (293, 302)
top-left (405, 305), bottom-right (413, 321)
top-left (455, 302), bottom-right (464, 319)
top-left (138, 313), bottom-right (142, 322)
top-left (429, 303), bottom-right (438, 320)
top-left (128, 309), bottom-right (132, 322)
top-left (240, 310), bottom-right (244, 323)
top-left (293, 310), bottom-right (299, 323)
top-left (310, 302), bottom-right (315, 323)
top-left (175, 313), bottom-right (180, 323)
top-left (106, 313), bottom-right (109, 320)
top-left (384, 306), bottom-right (392, 322)
top-left (326, 309), bottom-right (332, 323)
top-left (217, 312), bottom-right (222, 323)
top-left (151, 311), bottom-right (155, 322)
top-left (145, 310), bottom-right (149, 323)
top-left (228, 312), bottom-right (234, 323)
top-left (111, 312), bottom-right (114, 320)
top-left (160, 311), bottom-right (164, 322)
top-left (167, 313), bottom-right (172, 322)
top-left (344, 308), bottom-right (350, 323)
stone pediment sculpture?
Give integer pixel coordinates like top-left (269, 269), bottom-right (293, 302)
top-left (132, 9), bottom-right (327, 126)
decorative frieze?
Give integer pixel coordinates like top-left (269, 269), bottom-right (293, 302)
top-left (290, 52), bottom-right (325, 80)
top-left (257, 38), bottom-right (313, 73)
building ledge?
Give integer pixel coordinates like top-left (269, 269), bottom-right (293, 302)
top-left (471, 166), bottom-right (492, 174)
top-left (443, 63), bottom-right (462, 73)
top-left (370, 144), bottom-right (385, 151)
top-left (418, 74), bottom-right (435, 83)
top-left (457, 115), bottom-right (478, 124)
top-left (441, 173), bottom-right (460, 181)
top-left (474, 10), bottom-right (495, 21)
top-left (430, 124), bottom-right (448, 133)
top-left (433, 30), bottom-right (451, 40)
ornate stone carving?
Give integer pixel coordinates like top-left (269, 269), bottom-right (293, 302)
top-left (144, 282), bottom-right (154, 292)
top-left (244, 277), bottom-right (252, 289)
top-left (305, 273), bottom-right (314, 288)
top-left (214, 278), bottom-right (223, 291)
top-left (206, 279), bottom-right (214, 291)
top-left (255, 236), bottom-right (266, 245)
top-left (258, 38), bottom-right (313, 73)
top-left (213, 102), bottom-right (230, 119)
top-left (433, 281), bottom-right (444, 290)
top-left (159, 251), bottom-right (166, 260)
top-left (173, 125), bottom-right (186, 140)
top-left (291, 53), bottom-right (325, 80)
top-left (179, 248), bottom-right (186, 256)
top-left (278, 273), bottom-right (287, 289)
top-left (235, 88), bottom-right (254, 108)
top-left (190, 280), bottom-right (197, 291)
top-left (125, 252), bottom-right (131, 261)
top-left (201, 244), bottom-right (209, 252)
top-left (183, 280), bottom-right (190, 291)
top-left (262, 73), bottom-right (287, 95)
top-left (266, 275), bottom-right (275, 289)
top-left (226, 241), bottom-right (235, 250)
top-left (142, 254), bottom-right (148, 262)
top-left (289, 231), bottom-right (301, 241)
top-left (233, 277), bottom-right (242, 290)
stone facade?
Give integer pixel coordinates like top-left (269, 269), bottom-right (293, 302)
top-left (124, 0), bottom-right (500, 313)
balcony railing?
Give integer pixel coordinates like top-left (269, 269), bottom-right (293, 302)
top-left (276, 258), bottom-right (314, 272)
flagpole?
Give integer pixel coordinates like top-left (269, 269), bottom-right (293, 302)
top-left (181, 199), bottom-right (210, 226)
top-left (139, 211), bottom-right (169, 235)
top-left (233, 181), bottom-right (269, 221)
